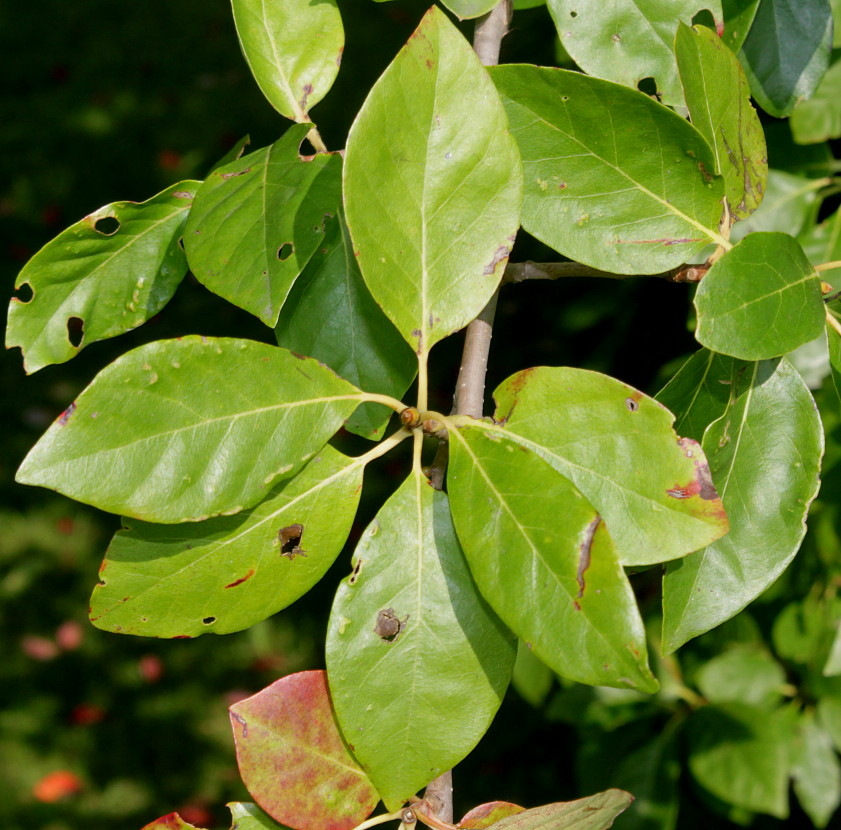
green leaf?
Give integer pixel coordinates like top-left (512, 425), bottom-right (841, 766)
top-left (6, 182), bottom-right (197, 374)
top-left (546, 0), bottom-right (723, 107)
top-left (184, 124), bottom-right (342, 326)
top-left (343, 7), bottom-right (522, 356)
top-left (800, 207), bottom-right (841, 289)
top-left (792, 710), bottom-right (841, 828)
top-left (675, 23), bottom-right (767, 220)
top-left (230, 0), bottom-right (343, 121)
top-left (485, 367), bottom-right (728, 566)
top-left (694, 232), bottom-right (824, 360)
top-left (830, 322), bottom-right (841, 405)
top-left (512, 640), bottom-right (555, 707)
top-left (739, 0), bottom-right (833, 118)
top-left (472, 790), bottom-right (634, 830)
top-left (230, 671), bottom-right (379, 830)
top-left (791, 59), bottom-right (841, 144)
top-left (834, 0), bottom-right (841, 44)
top-left (448, 425), bottom-right (657, 693)
top-left (491, 64), bottom-right (725, 275)
top-left (657, 352), bottom-right (823, 652)
top-left (460, 803), bottom-right (525, 829)
top-left (228, 803), bottom-right (287, 829)
top-left (686, 703), bottom-right (793, 818)
top-left (825, 621), bottom-right (841, 676)
top-left (818, 696), bottom-right (841, 751)
top-left (695, 647), bottom-right (786, 707)
top-left (89, 447), bottom-right (363, 638)
top-left (439, 0), bottom-right (499, 18)
top-left (721, 0), bottom-right (761, 53)
top-left (16, 337), bottom-right (362, 523)
top-left (275, 213), bottom-right (416, 440)
top-left (326, 468), bottom-right (516, 810)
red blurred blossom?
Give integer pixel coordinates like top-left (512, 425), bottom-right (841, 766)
top-left (178, 803), bottom-right (213, 827)
top-left (32, 770), bottom-right (83, 802)
top-left (56, 517), bottom-right (75, 534)
top-left (21, 635), bottom-right (59, 661)
top-left (158, 149), bottom-right (182, 170)
top-left (70, 703), bottom-right (106, 726)
top-left (56, 620), bottom-right (84, 651)
top-left (139, 654), bottom-right (164, 683)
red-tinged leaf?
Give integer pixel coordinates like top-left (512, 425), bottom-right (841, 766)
top-left (474, 790), bottom-right (633, 830)
top-left (229, 670), bottom-right (379, 830)
top-left (460, 802), bottom-right (526, 829)
top-left (140, 814), bottom-right (205, 830)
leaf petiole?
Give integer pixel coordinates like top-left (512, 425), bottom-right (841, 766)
top-left (349, 809), bottom-right (406, 830)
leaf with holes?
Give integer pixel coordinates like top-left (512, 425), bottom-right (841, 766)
top-left (275, 213), bottom-right (416, 440)
top-left (546, 0), bottom-right (723, 107)
top-left (16, 337), bottom-right (363, 523)
top-left (474, 367), bottom-right (728, 566)
top-left (90, 446), bottom-right (363, 638)
top-left (448, 425), bottom-right (656, 692)
top-left (231, 0), bottom-right (343, 121)
top-left (230, 671), bottom-right (379, 830)
top-left (657, 350), bottom-right (823, 653)
top-left (694, 232), bottom-right (824, 360)
top-left (740, 0), bottom-right (833, 117)
top-left (491, 65), bottom-right (724, 275)
top-left (676, 23), bottom-right (766, 220)
top-left (326, 468), bottom-right (515, 810)
top-left (6, 182), bottom-right (197, 374)
top-left (343, 7), bottom-right (522, 357)
top-left (184, 124), bottom-right (342, 326)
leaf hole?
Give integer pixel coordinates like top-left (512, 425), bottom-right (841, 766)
top-left (637, 77), bottom-right (660, 99)
top-left (570, 9), bottom-right (578, 17)
top-left (177, 237), bottom-right (186, 251)
top-left (374, 608), bottom-right (407, 642)
top-left (277, 243), bottom-right (294, 261)
top-left (67, 317), bottom-right (84, 348)
top-left (625, 397), bottom-right (640, 412)
top-left (299, 136), bottom-right (317, 157)
top-left (349, 558), bottom-right (363, 585)
top-left (13, 282), bottom-right (33, 303)
top-left (94, 215), bottom-right (120, 235)
top-left (202, 616), bottom-right (216, 625)
top-left (278, 524), bottom-right (306, 559)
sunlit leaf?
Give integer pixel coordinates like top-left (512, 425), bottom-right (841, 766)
top-left (228, 802), bottom-right (288, 829)
top-left (6, 182), bottom-right (197, 373)
top-left (472, 790), bottom-right (634, 830)
top-left (460, 802), bottom-right (525, 829)
top-left (326, 469), bottom-right (515, 810)
top-left (16, 337), bottom-right (362, 523)
top-left (230, 671), bottom-right (379, 830)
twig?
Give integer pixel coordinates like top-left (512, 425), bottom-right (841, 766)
top-left (504, 260), bottom-right (710, 284)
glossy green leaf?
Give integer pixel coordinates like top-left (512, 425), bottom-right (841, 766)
top-left (184, 125), bottom-right (342, 326)
top-left (230, 0), bottom-right (343, 121)
top-left (657, 351), bottom-right (823, 652)
top-left (90, 447), bottom-right (363, 638)
top-left (546, 0), bottom-right (723, 106)
top-left (326, 469), bottom-right (515, 810)
top-left (512, 640), bottom-right (554, 708)
top-left (343, 7), bottom-right (522, 356)
top-left (460, 803), bottom-right (525, 829)
top-left (230, 671), bottom-right (379, 830)
top-left (686, 703), bottom-right (793, 818)
top-left (800, 207), bottom-right (841, 289)
top-left (694, 232), bottom-right (824, 360)
top-left (676, 23), bottom-right (766, 220)
top-left (6, 182), bottom-right (197, 374)
top-left (721, 0), bottom-right (761, 52)
top-left (740, 0), bottom-right (833, 117)
top-left (16, 337), bottom-right (362, 523)
top-left (792, 710), bottom-right (841, 828)
top-left (695, 648), bottom-right (786, 707)
top-left (484, 367), bottom-right (728, 566)
top-left (448, 426), bottom-right (657, 693)
top-left (473, 790), bottom-right (634, 830)
top-left (439, 0), bottom-right (499, 18)
top-left (791, 59), bottom-right (841, 144)
top-left (491, 65), bottom-right (725, 275)
top-left (275, 213), bottom-right (415, 440)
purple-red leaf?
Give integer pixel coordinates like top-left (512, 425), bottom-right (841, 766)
top-left (140, 814), bottom-right (205, 830)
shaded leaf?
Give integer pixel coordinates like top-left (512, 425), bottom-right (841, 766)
top-left (16, 337), bottom-right (362, 523)
top-left (721, 0), bottom-right (761, 53)
top-left (799, 206), bottom-right (841, 289)
top-left (440, 0), bottom-right (499, 18)
top-left (830, 322), bottom-right (841, 406)
top-left (694, 232), bottom-right (824, 360)
top-left (275, 213), bottom-right (416, 440)
top-left (657, 351), bottom-right (823, 652)
top-left (230, 671), bottom-right (378, 830)
top-left (486, 367), bottom-right (728, 566)
top-left (739, 0), bottom-right (833, 117)
top-left (512, 640), bottom-right (554, 708)
top-left (344, 7), bottom-right (522, 356)
top-left (230, 0), bottom-right (343, 121)
top-left (448, 425), bottom-right (657, 693)
top-left (676, 23), bottom-right (767, 220)
top-left (695, 647), bottom-right (786, 707)
top-left (184, 124), bottom-right (342, 326)
top-left (90, 447), bottom-right (363, 638)
top-left (476, 790), bottom-right (634, 830)
top-left (792, 710), bottom-right (841, 828)
top-left (791, 59), bottom-right (841, 144)
top-left (326, 469), bottom-right (515, 810)
top-left (460, 802), bottom-right (525, 829)
top-left (491, 64), bottom-right (724, 275)
top-left (6, 182), bottom-right (197, 374)
top-left (818, 696), bottom-right (841, 751)
top-left (825, 621), bottom-right (841, 675)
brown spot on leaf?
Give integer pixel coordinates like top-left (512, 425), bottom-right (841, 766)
top-left (58, 402), bottom-right (76, 426)
top-left (483, 244), bottom-right (511, 276)
top-left (225, 569), bottom-right (255, 589)
top-left (279, 524), bottom-right (306, 559)
top-left (625, 396), bottom-right (640, 412)
top-left (577, 516), bottom-right (600, 600)
top-left (220, 167), bottom-right (251, 180)
top-left (299, 83), bottom-right (314, 111)
top-left (374, 608), bottom-right (407, 642)
top-left (495, 367), bottom-right (536, 425)
top-left (231, 709), bottom-right (248, 737)
top-left (349, 558), bottom-right (362, 585)
top-left (676, 437), bottom-right (721, 501)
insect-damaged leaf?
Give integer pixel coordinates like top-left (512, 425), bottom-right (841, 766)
top-left (491, 65), bottom-right (724, 275)
top-left (485, 367), bottom-right (728, 566)
top-left (546, 0), bottom-right (724, 107)
top-left (326, 469), bottom-right (515, 810)
top-left (185, 124), bottom-right (342, 326)
top-left (275, 213), bottom-right (416, 440)
top-left (6, 182), bottom-right (197, 374)
top-left (343, 7), bottom-right (522, 357)
top-left (230, 671), bottom-right (379, 830)
top-left (90, 447), bottom-right (363, 638)
top-left (16, 337), bottom-right (361, 523)
top-left (230, 0), bottom-right (343, 122)
top-left (448, 426), bottom-right (656, 693)
top-left (676, 23), bottom-right (767, 220)
top-left (657, 350), bottom-right (823, 653)
top-left (694, 232), bottom-right (825, 360)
